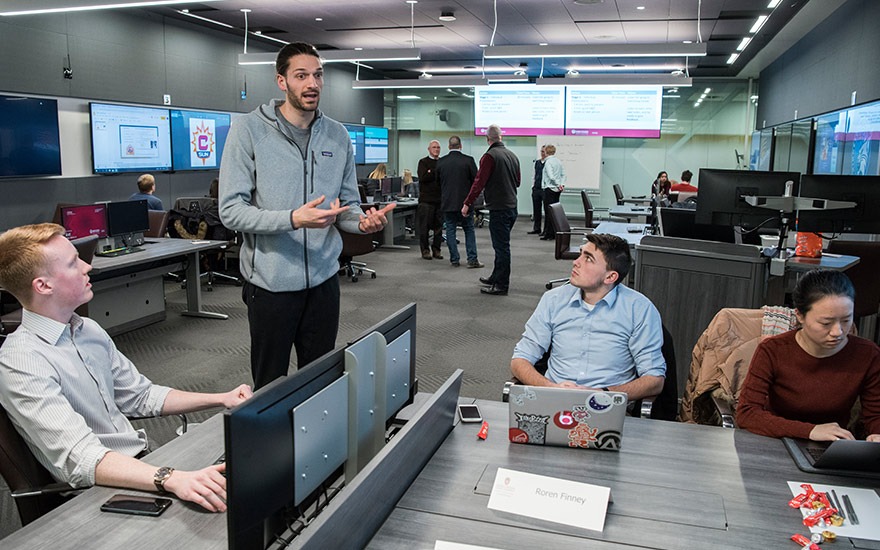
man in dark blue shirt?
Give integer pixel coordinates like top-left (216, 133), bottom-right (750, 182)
top-left (128, 173), bottom-right (164, 210)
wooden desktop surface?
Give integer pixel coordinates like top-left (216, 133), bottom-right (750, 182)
top-left (6, 402), bottom-right (879, 549)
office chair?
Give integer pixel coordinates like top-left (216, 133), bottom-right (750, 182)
top-left (145, 210), bottom-right (170, 238)
top-left (545, 203), bottom-right (591, 290)
top-left (339, 230), bottom-right (377, 282)
top-left (579, 190), bottom-right (601, 229)
top-left (0, 403), bottom-right (75, 526)
top-left (501, 324), bottom-right (677, 421)
top-left (826, 240), bottom-right (880, 342)
top-left (613, 184), bottom-right (625, 206)
top-left (170, 197), bottom-right (241, 290)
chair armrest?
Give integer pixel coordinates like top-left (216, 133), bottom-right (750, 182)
top-left (11, 482), bottom-right (75, 499)
top-left (710, 394), bottom-right (736, 429)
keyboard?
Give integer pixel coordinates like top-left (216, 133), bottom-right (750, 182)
top-left (95, 246), bottom-right (146, 257)
top-left (806, 446), bottom-right (827, 462)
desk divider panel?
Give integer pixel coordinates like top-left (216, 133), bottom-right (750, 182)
top-left (385, 329), bottom-right (412, 421)
top-left (290, 369), bottom-right (463, 550)
top-left (292, 374), bottom-right (350, 506)
top-left (344, 333), bottom-right (387, 480)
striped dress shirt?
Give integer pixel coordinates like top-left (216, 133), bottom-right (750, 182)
top-left (0, 309), bottom-right (171, 487)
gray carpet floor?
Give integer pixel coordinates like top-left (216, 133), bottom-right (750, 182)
top-left (1, 215), bottom-right (574, 538)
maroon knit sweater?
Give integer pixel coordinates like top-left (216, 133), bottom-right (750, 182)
top-left (737, 330), bottom-right (880, 439)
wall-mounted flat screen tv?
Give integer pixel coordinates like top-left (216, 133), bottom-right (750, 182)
top-left (170, 108), bottom-right (231, 171)
top-left (343, 123), bottom-right (366, 164)
top-left (474, 84), bottom-right (565, 136)
top-left (90, 102), bottom-right (172, 174)
top-left (0, 94), bottom-right (62, 178)
top-left (565, 85), bottom-right (663, 138)
top-left (364, 126), bottom-right (388, 164)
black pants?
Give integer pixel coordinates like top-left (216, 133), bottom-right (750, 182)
top-left (542, 188), bottom-right (562, 238)
top-left (242, 276), bottom-right (340, 390)
top-left (531, 189), bottom-right (543, 232)
top-left (417, 202), bottom-right (443, 252)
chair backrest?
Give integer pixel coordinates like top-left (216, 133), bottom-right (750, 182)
top-left (827, 240), bottom-right (880, 318)
top-left (548, 203), bottom-right (579, 260)
top-left (70, 234), bottom-right (98, 264)
top-left (612, 184), bottom-right (625, 205)
top-left (580, 190), bottom-right (595, 227)
top-left (648, 325), bottom-right (679, 421)
top-left (145, 210), bottom-right (170, 238)
top-left (0, 404), bottom-right (68, 525)
top-left (340, 230), bottom-right (376, 258)
top-left (174, 197), bottom-right (214, 214)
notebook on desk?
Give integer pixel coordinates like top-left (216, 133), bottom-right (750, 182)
top-left (783, 437), bottom-right (880, 479)
top-left (507, 385), bottom-right (627, 451)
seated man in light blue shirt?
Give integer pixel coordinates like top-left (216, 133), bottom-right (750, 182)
top-left (511, 233), bottom-right (665, 401)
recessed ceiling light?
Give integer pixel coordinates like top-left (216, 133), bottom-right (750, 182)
top-left (683, 40), bottom-right (693, 44)
top-left (354, 47), bottom-right (363, 51)
top-left (594, 35), bottom-right (615, 40)
top-left (727, 53), bottom-right (740, 64)
top-left (737, 37), bottom-right (752, 51)
top-left (479, 44), bottom-right (488, 48)
top-left (439, 11), bottom-right (456, 22)
top-left (750, 15), bottom-right (768, 33)
top-left (398, 95), bottom-right (421, 99)
top-left (315, 17), bottom-right (323, 21)
top-left (573, 0), bottom-right (604, 4)
top-left (636, 6), bottom-right (645, 10)
top-left (539, 43), bottom-right (548, 46)
top-left (768, 0), bottom-right (782, 7)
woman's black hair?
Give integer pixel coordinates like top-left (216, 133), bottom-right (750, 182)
top-left (792, 269), bottom-right (855, 314)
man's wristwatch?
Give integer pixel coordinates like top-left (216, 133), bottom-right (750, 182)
top-left (154, 466), bottom-right (175, 493)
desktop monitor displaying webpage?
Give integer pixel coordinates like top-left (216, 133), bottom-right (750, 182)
top-left (90, 102), bottom-right (172, 174)
top-left (474, 84), bottom-right (565, 136)
top-left (170, 109), bottom-right (231, 170)
top-left (343, 123), bottom-right (366, 164)
top-left (565, 85), bottom-right (663, 138)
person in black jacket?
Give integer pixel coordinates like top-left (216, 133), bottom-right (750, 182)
top-left (437, 136), bottom-right (483, 268)
top-left (416, 140), bottom-right (443, 260)
top-left (529, 145), bottom-right (546, 235)
top-left (462, 125), bottom-right (521, 296)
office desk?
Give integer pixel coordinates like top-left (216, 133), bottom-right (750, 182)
top-left (594, 221), bottom-right (648, 247)
top-left (621, 197), bottom-right (652, 206)
top-left (5, 403), bottom-right (879, 550)
top-left (368, 400), bottom-right (880, 549)
top-left (609, 205), bottom-right (651, 222)
top-left (376, 201), bottom-right (417, 250)
top-left (89, 238), bottom-right (228, 335)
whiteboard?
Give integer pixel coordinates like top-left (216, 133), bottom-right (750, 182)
top-left (536, 135), bottom-right (602, 190)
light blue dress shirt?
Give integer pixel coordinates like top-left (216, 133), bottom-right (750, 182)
top-left (512, 283), bottom-right (666, 387)
top-left (541, 155), bottom-right (565, 191)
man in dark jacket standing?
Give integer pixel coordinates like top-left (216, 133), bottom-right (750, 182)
top-left (529, 145), bottom-right (546, 235)
top-left (437, 136), bottom-right (482, 268)
top-left (462, 125), bottom-right (521, 296)
top-left (416, 140), bottom-right (444, 260)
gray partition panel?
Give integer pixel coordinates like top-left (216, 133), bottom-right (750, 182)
top-left (292, 374), bottom-right (350, 506)
top-left (385, 329), bottom-right (412, 421)
top-left (290, 370), bottom-right (463, 550)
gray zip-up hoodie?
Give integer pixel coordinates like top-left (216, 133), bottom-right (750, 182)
top-left (219, 99), bottom-right (364, 292)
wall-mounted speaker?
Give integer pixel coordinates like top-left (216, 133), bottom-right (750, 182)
top-left (438, 109), bottom-right (449, 122)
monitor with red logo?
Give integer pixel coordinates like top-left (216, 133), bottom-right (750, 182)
top-left (61, 204), bottom-right (108, 240)
top-left (169, 108), bottom-right (231, 171)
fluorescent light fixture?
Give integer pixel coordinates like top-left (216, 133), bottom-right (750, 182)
top-left (536, 74), bottom-right (692, 86)
top-left (0, 0), bottom-right (220, 16)
top-left (750, 15), bottom-right (768, 33)
top-left (768, 0), bottom-right (782, 7)
top-left (397, 95), bottom-right (421, 99)
top-left (484, 43), bottom-right (707, 59)
top-left (239, 48), bottom-right (421, 66)
top-left (727, 53), bottom-right (740, 64)
top-left (704, 88), bottom-right (711, 93)
top-left (736, 37), bottom-right (752, 51)
top-left (566, 64), bottom-right (685, 72)
top-left (177, 9), bottom-right (233, 28)
top-left (352, 75), bottom-right (528, 89)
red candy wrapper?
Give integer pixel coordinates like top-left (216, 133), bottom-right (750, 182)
top-left (791, 533), bottom-right (820, 550)
top-left (477, 421), bottom-right (489, 440)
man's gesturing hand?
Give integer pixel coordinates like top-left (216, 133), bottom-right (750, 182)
top-left (292, 196), bottom-right (349, 229)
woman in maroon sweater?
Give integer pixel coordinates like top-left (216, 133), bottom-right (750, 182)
top-left (737, 270), bottom-right (880, 441)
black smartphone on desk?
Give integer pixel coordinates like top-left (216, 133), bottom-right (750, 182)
top-left (100, 494), bottom-right (172, 516)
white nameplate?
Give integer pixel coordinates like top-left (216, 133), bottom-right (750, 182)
top-left (487, 467), bottom-right (610, 532)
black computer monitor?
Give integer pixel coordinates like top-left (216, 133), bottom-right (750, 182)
top-left (106, 200), bottom-right (150, 239)
top-left (797, 174), bottom-right (880, 234)
top-left (347, 303), bottom-right (417, 423)
top-left (657, 207), bottom-right (735, 243)
top-left (60, 204), bottom-right (108, 240)
top-left (388, 177), bottom-right (403, 197)
top-left (224, 348), bottom-right (346, 550)
top-left (695, 169), bottom-right (801, 229)
top-left (380, 177), bottom-right (393, 198)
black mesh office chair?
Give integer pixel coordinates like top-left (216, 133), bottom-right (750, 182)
top-left (169, 197), bottom-right (241, 290)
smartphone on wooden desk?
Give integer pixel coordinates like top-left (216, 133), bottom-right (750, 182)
top-left (100, 494), bottom-right (172, 516)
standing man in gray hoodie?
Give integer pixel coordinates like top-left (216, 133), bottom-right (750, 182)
top-left (220, 42), bottom-right (394, 389)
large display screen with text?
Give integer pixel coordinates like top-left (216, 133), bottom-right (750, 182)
top-left (90, 103), bottom-right (172, 174)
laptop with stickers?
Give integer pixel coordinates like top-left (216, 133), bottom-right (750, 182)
top-left (507, 385), bottom-right (628, 451)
